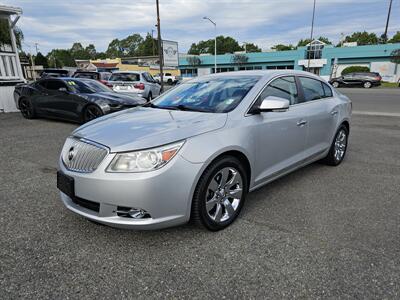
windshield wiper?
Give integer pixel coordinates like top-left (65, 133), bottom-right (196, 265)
top-left (174, 105), bottom-right (212, 112)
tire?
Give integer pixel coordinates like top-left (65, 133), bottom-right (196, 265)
top-left (322, 125), bottom-right (349, 166)
top-left (147, 93), bottom-right (152, 102)
top-left (363, 81), bottom-right (372, 88)
top-left (332, 81), bottom-right (340, 88)
top-left (191, 156), bottom-right (248, 231)
top-left (82, 105), bottom-right (103, 123)
top-left (19, 97), bottom-right (36, 119)
top-left (167, 79), bottom-right (173, 85)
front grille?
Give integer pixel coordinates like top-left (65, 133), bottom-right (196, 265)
top-left (71, 196), bottom-right (100, 212)
top-left (61, 137), bottom-right (108, 173)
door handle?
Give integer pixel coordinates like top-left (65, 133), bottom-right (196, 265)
top-left (297, 120), bottom-right (307, 126)
top-left (331, 110), bottom-right (338, 116)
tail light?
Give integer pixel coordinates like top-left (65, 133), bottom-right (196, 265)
top-left (134, 83), bottom-right (145, 90)
top-left (104, 82), bottom-right (113, 88)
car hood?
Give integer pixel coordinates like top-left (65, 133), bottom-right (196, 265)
top-left (90, 92), bottom-right (146, 105)
top-left (73, 107), bottom-right (227, 152)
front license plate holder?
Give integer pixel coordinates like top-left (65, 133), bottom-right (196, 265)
top-left (57, 171), bottom-right (75, 198)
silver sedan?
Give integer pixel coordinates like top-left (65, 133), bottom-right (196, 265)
top-left (57, 70), bottom-right (352, 231)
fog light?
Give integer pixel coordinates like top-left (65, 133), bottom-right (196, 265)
top-left (115, 206), bottom-right (150, 219)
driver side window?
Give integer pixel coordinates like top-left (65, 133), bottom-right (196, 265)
top-left (258, 76), bottom-right (298, 105)
top-left (46, 80), bottom-right (67, 91)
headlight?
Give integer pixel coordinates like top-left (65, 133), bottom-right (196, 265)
top-left (106, 141), bottom-right (185, 173)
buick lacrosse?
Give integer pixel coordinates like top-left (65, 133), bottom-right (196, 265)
top-left (57, 70), bottom-right (351, 231)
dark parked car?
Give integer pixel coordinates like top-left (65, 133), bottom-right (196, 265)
top-left (14, 78), bottom-right (146, 123)
top-left (329, 72), bottom-right (382, 88)
top-left (72, 71), bottom-right (111, 85)
top-left (40, 69), bottom-right (70, 78)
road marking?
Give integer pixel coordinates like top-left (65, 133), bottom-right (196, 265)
top-left (353, 111), bottom-right (400, 117)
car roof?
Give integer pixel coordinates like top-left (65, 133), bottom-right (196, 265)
top-left (111, 71), bottom-right (144, 74)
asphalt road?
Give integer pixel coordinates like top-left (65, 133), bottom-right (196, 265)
top-left (1, 89), bottom-right (400, 299)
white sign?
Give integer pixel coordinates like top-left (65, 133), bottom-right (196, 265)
top-left (298, 59), bottom-right (327, 68)
top-left (162, 40), bottom-right (179, 67)
top-left (343, 42), bottom-right (357, 47)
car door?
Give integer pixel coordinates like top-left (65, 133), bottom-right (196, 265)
top-left (32, 80), bottom-right (51, 114)
top-left (249, 76), bottom-right (309, 186)
top-left (143, 72), bottom-right (161, 96)
top-left (341, 74), bottom-right (355, 86)
top-left (297, 76), bottom-right (339, 157)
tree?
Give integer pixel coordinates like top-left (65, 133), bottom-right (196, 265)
top-left (0, 19), bottom-right (24, 49)
top-left (186, 56), bottom-right (202, 67)
top-left (106, 38), bottom-right (123, 58)
top-left (389, 31), bottom-right (400, 43)
top-left (343, 31), bottom-right (378, 46)
top-left (297, 36), bottom-right (332, 47)
top-left (137, 33), bottom-right (157, 56)
top-left (231, 53), bottom-right (248, 65)
top-left (85, 44), bottom-right (97, 59)
top-left (390, 49), bottom-right (400, 64)
top-left (341, 66), bottom-right (370, 75)
top-left (244, 42), bottom-right (261, 53)
top-left (34, 52), bottom-right (48, 68)
top-left (271, 44), bottom-right (294, 51)
top-left (188, 36), bottom-right (243, 55)
top-left (47, 49), bottom-right (75, 67)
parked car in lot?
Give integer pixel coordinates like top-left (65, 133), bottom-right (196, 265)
top-left (57, 70), bottom-right (351, 231)
top-left (329, 72), bottom-right (381, 88)
top-left (107, 71), bottom-right (161, 101)
top-left (40, 69), bottom-right (70, 78)
top-left (153, 72), bottom-right (181, 85)
top-left (72, 71), bottom-right (111, 85)
top-left (14, 78), bottom-right (146, 123)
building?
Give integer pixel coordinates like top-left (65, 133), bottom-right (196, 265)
top-left (179, 41), bottom-right (400, 82)
top-left (0, 5), bottom-right (24, 112)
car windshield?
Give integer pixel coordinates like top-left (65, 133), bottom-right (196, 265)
top-left (151, 76), bottom-right (260, 113)
top-left (109, 73), bottom-right (140, 82)
top-left (67, 79), bottom-right (111, 93)
top-left (74, 73), bottom-right (99, 80)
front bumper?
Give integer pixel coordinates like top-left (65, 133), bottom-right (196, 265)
top-left (58, 152), bottom-right (203, 230)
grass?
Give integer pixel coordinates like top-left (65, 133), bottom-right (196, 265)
top-left (380, 81), bottom-right (399, 88)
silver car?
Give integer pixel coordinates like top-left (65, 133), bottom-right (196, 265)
top-left (108, 71), bottom-right (161, 101)
top-left (57, 70), bottom-right (351, 231)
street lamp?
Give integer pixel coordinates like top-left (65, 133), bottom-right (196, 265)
top-left (203, 16), bottom-right (217, 73)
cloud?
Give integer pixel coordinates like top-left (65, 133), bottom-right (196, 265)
top-left (2, 0), bottom-right (399, 54)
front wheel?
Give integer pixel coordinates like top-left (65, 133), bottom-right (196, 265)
top-left (19, 97), bottom-right (36, 119)
top-left (82, 105), bottom-right (103, 123)
top-left (363, 81), bottom-right (372, 88)
top-left (191, 156), bottom-right (248, 231)
top-left (322, 125), bottom-right (349, 166)
top-left (331, 81), bottom-right (340, 88)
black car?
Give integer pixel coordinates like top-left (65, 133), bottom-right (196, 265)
top-left (329, 72), bottom-right (382, 88)
top-left (40, 69), bottom-right (70, 78)
top-left (72, 71), bottom-right (111, 85)
top-left (14, 78), bottom-right (146, 123)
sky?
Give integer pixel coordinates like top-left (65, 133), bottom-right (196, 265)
top-left (2, 0), bottom-right (400, 55)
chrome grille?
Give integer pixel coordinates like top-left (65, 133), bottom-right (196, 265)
top-left (61, 137), bottom-right (108, 173)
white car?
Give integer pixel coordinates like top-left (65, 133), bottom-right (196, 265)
top-left (153, 72), bottom-right (180, 85)
top-left (107, 71), bottom-right (161, 101)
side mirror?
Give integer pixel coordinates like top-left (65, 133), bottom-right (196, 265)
top-left (58, 87), bottom-right (69, 93)
top-left (259, 96), bottom-right (290, 112)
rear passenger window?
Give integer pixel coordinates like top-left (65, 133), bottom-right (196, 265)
top-left (259, 76), bottom-right (298, 105)
top-left (322, 82), bottom-right (333, 97)
top-left (299, 77), bottom-right (324, 101)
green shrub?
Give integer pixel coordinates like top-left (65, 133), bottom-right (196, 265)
top-left (341, 66), bottom-right (370, 75)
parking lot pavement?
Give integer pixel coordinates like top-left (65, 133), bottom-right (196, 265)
top-left (340, 88), bottom-right (400, 115)
top-left (1, 96), bottom-right (400, 298)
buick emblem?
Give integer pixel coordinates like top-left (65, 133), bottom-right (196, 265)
top-left (68, 147), bottom-right (75, 161)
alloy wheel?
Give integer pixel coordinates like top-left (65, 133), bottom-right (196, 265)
top-left (364, 81), bottom-right (372, 88)
top-left (84, 106), bottom-right (103, 122)
top-left (19, 99), bottom-right (32, 118)
top-left (334, 129), bottom-right (347, 162)
top-left (332, 82), bottom-right (339, 88)
top-left (205, 167), bottom-right (243, 223)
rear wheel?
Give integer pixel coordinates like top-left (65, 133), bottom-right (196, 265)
top-left (82, 105), bottom-right (103, 123)
top-left (191, 156), bottom-right (248, 231)
top-left (363, 81), bottom-right (372, 88)
top-left (167, 79), bottom-right (173, 85)
top-left (19, 97), bottom-right (36, 119)
top-left (322, 125), bottom-right (349, 166)
top-left (147, 92), bottom-right (152, 101)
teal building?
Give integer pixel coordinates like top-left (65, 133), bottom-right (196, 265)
top-left (179, 40), bottom-right (400, 82)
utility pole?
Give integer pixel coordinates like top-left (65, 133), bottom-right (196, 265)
top-left (307, 0), bottom-right (316, 72)
top-left (383, 0), bottom-right (393, 43)
top-left (151, 29), bottom-right (156, 56)
top-left (203, 17), bottom-right (217, 73)
top-left (156, 0), bottom-right (164, 92)
top-left (34, 42), bottom-right (39, 55)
